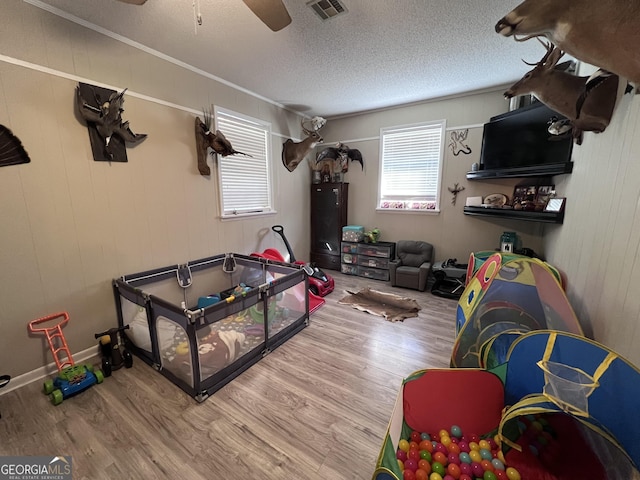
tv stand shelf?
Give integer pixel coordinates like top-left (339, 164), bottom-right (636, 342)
top-left (463, 206), bottom-right (564, 224)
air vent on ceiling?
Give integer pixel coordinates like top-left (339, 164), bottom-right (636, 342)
top-left (307, 0), bottom-right (348, 20)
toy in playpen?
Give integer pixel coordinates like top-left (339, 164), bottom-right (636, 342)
top-left (94, 325), bottom-right (133, 377)
top-left (28, 312), bottom-right (103, 405)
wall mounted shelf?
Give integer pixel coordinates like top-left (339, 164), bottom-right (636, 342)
top-left (463, 206), bottom-right (564, 224)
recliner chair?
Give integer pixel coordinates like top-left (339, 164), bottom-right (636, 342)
top-left (389, 240), bottom-right (434, 291)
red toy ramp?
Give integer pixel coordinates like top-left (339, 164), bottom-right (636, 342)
top-left (250, 250), bottom-right (325, 313)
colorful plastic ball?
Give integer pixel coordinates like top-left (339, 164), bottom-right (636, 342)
top-left (418, 459), bottom-right (431, 474)
top-left (410, 441), bottom-right (420, 451)
top-left (447, 443), bottom-right (461, 455)
top-left (468, 450), bottom-right (482, 463)
top-left (439, 429), bottom-right (450, 438)
top-left (459, 452), bottom-right (471, 464)
top-left (446, 462), bottom-right (461, 479)
top-left (478, 439), bottom-right (491, 450)
top-left (458, 441), bottom-right (470, 453)
top-left (497, 450), bottom-right (505, 464)
top-left (471, 462), bottom-right (485, 478)
top-left (494, 470), bottom-right (508, 480)
top-left (459, 463), bottom-right (472, 476)
top-left (488, 438), bottom-right (498, 451)
top-left (491, 458), bottom-right (505, 471)
top-left (421, 432), bottom-right (431, 441)
top-left (480, 449), bottom-right (493, 461)
top-left (398, 459), bottom-right (405, 472)
top-left (480, 460), bottom-right (495, 473)
top-left (431, 433), bottom-right (440, 441)
top-left (415, 469), bottom-right (429, 480)
top-left (459, 475), bottom-right (472, 480)
top-left (431, 462), bottom-right (446, 476)
top-left (443, 476), bottom-right (455, 480)
top-left (420, 450), bottom-right (432, 462)
top-left (432, 452), bottom-right (448, 465)
top-left (483, 471), bottom-right (497, 480)
top-left (399, 439), bottom-right (410, 452)
top-left (505, 467), bottom-right (521, 480)
top-left (468, 441), bottom-right (480, 452)
top-left (419, 440), bottom-right (434, 453)
top-left (429, 473), bottom-right (443, 480)
top-left (450, 437), bottom-right (459, 444)
top-left (412, 431), bottom-right (423, 443)
top-left (450, 425), bottom-right (462, 438)
top-left (447, 453), bottom-right (460, 466)
top-left (441, 436), bottom-right (452, 447)
top-left (403, 469), bottom-right (416, 480)
top-left (435, 443), bottom-right (448, 455)
top-left (397, 450), bottom-right (408, 462)
top-left (405, 459), bottom-right (418, 472)
top-left (408, 449), bottom-right (421, 461)
top-left (531, 421), bottom-right (544, 432)
top-left (469, 433), bottom-right (480, 443)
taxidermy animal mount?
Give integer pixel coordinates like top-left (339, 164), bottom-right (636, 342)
top-left (195, 108), bottom-right (252, 176)
top-left (316, 142), bottom-right (364, 172)
top-left (75, 83), bottom-right (147, 162)
top-left (504, 41), bottom-right (621, 145)
top-left (495, 0), bottom-right (640, 86)
top-left (282, 117), bottom-right (326, 172)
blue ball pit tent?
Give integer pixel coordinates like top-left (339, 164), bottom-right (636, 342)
top-left (451, 253), bottom-right (583, 368)
top-left (498, 331), bottom-right (640, 478)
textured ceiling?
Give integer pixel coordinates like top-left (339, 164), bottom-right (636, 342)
top-left (30, 0), bottom-right (548, 118)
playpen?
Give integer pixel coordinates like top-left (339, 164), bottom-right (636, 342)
top-left (112, 253), bottom-right (309, 402)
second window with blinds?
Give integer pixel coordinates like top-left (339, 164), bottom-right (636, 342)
top-left (215, 107), bottom-right (274, 218)
top-left (378, 120), bottom-right (446, 212)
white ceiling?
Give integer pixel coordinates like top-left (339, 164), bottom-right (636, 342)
top-left (31, 0), bottom-right (546, 118)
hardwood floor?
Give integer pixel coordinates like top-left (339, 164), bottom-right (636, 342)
top-left (0, 272), bottom-right (458, 480)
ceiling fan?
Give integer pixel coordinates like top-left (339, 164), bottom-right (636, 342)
top-left (115, 0), bottom-right (292, 32)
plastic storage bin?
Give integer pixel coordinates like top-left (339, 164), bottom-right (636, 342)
top-left (342, 225), bottom-right (365, 242)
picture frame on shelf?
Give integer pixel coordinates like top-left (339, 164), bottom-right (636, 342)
top-left (535, 185), bottom-right (555, 208)
top-left (544, 197), bottom-right (566, 213)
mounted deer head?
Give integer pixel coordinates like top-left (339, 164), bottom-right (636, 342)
top-left (495, 0), bottom-right (640, 84)
top-left (504, 41), bottom-right (620, 144)
top-left (281, 118), bottom-right (325, 172)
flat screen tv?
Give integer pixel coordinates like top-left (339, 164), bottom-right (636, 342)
top-left (477, 101), bottom-right (573, 178)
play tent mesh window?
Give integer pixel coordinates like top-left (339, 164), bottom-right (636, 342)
top-left (378, 120), bottom-right (446, 212)
top-left (215, 107), bottom-right (274, 218)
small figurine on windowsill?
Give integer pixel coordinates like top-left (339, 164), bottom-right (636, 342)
top-left (364, 228), bottom-right (380, 243)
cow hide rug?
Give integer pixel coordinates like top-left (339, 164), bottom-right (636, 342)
top-left (338, 288), bottom-right (421, 322)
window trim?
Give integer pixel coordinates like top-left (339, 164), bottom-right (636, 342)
top-left (214, 106), bottom-right (275, 220)
top-left (377, 119), bottom-right (446, 214)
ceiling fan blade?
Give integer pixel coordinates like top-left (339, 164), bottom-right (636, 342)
top-left (241, 0), bottom-right (292, 32)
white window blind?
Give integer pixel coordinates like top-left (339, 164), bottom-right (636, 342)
top-left (378, 121), bottom-right (445, 211)
top-left (215, 107), bottom-right (273, 217)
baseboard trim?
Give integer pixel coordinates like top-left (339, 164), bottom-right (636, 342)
top-left (0, 346), bottom-right (99, 396)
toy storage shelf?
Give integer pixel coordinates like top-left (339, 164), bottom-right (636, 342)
top-left (341, 241), bottom-right (396, 281)
top-left (463, 206), bottom-right (564, 224)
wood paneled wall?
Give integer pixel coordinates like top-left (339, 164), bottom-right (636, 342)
top-left (544, 91), bottom-right (640, 365)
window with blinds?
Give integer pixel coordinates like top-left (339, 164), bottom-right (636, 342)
top-left (378, 120), bottom-right (445, 212)
top-left (215, 107), bottom-right (273, 218)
